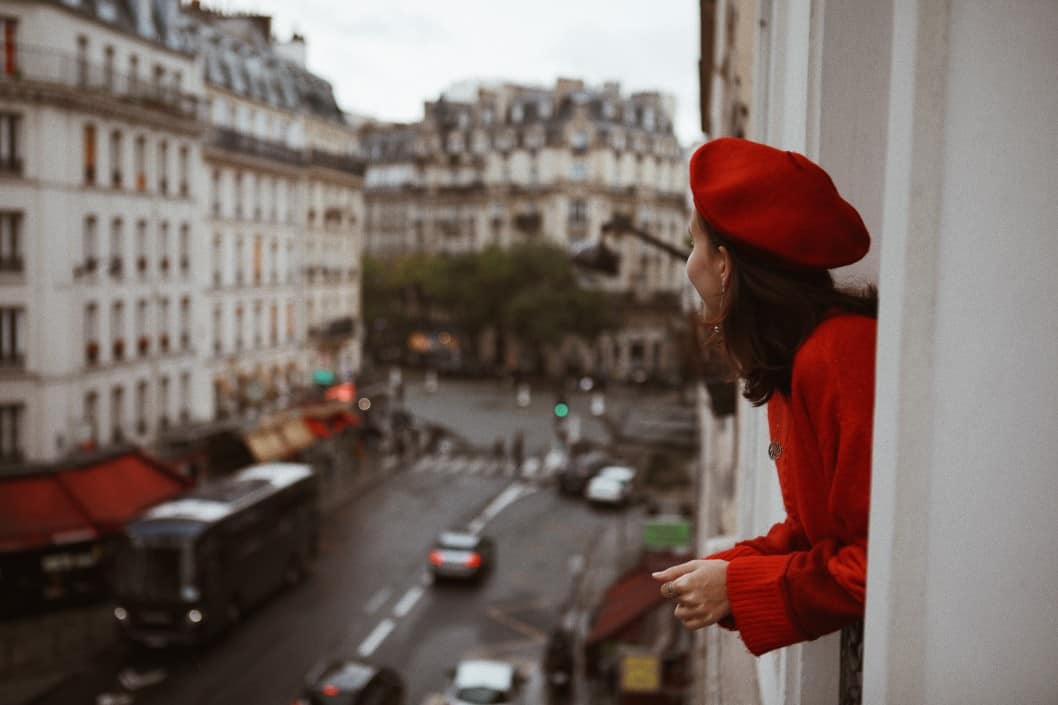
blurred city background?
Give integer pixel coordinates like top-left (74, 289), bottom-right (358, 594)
top-left (2, 2), bottom-right (1056, 705)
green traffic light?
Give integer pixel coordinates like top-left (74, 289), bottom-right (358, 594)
top-left (554, 402), bottom-right (569, 418)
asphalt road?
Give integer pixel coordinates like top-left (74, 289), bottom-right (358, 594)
top-left (38, 451), bottom-right (623, 705)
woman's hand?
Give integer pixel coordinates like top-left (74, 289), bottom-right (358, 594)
top-left (652, 559), bottom-right (731, 630)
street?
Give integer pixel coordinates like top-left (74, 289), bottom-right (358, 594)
top-left (31, 445), bottom-right (622, 705)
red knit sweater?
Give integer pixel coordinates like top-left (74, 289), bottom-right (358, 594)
top-left (707, 313), bottom-right (876, 656)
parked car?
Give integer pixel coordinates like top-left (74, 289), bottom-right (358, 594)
top-left (584, 465), bottom-right (638, 507)
top-left (557, 450), bottom-right (614, 496)
top-left (445, 659), bottom-right (523, 705)
top-left (429, 531), bottom-right (495, 582)
top-left (294, 660), bottom-right (405, 705)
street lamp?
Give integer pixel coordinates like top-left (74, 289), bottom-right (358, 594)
top-left (570, 215), bottom-right (691, 276)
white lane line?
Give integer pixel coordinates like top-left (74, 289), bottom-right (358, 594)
top-left (357, 618), bottom-right (396, 657)
top-left (364, 587), bottom-right (392, 614)
top-left (392, 585), bottom-right (424, 618)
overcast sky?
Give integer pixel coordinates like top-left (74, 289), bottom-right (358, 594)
top-left (206, 0), bottom-right (704, 146)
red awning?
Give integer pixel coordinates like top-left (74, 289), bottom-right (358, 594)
top-left (304, 417), bottom-right (332, 439)
top-left (585, 568), bottom-right (667, 646)
top-left (0, 476), bottom-right (97, 552)
top-left (55, 452), bottom-right (188, 533)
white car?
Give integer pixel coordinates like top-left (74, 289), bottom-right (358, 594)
top-left (445, 659), bottom-right (522, 705)
top-left (584, 465), bottom-right (638, 506)
top-left (595, 465), bottom-right (636, 484)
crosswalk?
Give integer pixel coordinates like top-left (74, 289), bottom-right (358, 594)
top-left (406, 452), bottom-right (557, 482)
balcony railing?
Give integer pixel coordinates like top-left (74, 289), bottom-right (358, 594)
top-left (207, 127), bottom-right (303, 168)
top-left (1, 45), bottom-right (201, 121)
top-left (308, 149), bottom-right (366, 177)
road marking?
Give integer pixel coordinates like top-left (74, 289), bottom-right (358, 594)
top-left (357, 618), bottom-right (395, 657)
top-left (364, 587), bottom-right (392, 614)
top-left (392, 585), bottom-right (424, 618)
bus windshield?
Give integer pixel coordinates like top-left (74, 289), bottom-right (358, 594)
top-left (118, 543), bottom-right (189, 601)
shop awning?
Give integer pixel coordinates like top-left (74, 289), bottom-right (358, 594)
top-left (55, 452), bottom-right (188, 533)
top-left (0, 476), bottom-right (97, 552)
top-left (585, 568), bottom-right (667, 646)
top-left (244, 427), bottom-right (290, 462)
top-left (277, 419), bottom-right (316, 455)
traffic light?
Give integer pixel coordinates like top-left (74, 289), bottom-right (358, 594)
top-left (553, 400), bottom-right (570, 419)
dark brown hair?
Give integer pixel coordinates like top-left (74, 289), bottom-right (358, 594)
top-left (700, 214), bottom-right (878, 405)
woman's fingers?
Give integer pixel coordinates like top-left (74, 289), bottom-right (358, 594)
top-left (651, 560), bottom-right (702, 584)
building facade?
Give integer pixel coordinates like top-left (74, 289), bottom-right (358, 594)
top-left (189, 8), bottom-right (364, 421)
top-left (361, 78), bottom-right (690, 381)
top-left (0, 0), bottom-right (364, 468)
top-left (0, 0), bottom-right (205, 465)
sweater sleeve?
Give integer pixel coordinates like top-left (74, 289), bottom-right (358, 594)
top-left (719, 318), bottom-right (875, 656)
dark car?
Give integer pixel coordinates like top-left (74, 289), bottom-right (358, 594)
top-left (558, 450), bottom-right (614, 496)
top-left (429, 531), bottom-right (495, 582)
top-left (294, 660), bottom-right (405, 705)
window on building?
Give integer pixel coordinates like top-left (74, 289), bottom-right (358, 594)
top-left (269, 303), bottom-right (277, 346)
top-left (211, 168), bottom-right (221, 216)
top-left (111, 385), bottom-right (126, 441)
top-left (234, 172), bottom-right (243, 218)
top-left (270, 239), bottom-right (277, 283)
top-left (252, 301), bottom-right (262, 347)
top-left (109, 218), bottom-right (123, 278)
top-left (128, 54), bottom-right (139, 92)
top-left (136, 219), bottom-right (147, 276)
top-left (234, 305), bottom-right (244, 350)
top-left (111, 301), bottom-right (125, 359)
top-left (157, 140), bottom-right (168, 194)
top-left (103, 45), bottom-right (114, 90)
top-left (1, 17), bottom-right (20, 78)
top-left (159, 221), bottom-right (169, 275)
top-left (212, 304), bottom-right (222, 355)
top-left (135, 381), bottom-right (147, 434)
top-left (569, 199), bottom-right (588, 225)
top-left (253, 236), bottom-right (262, 285)
top-left (235, 237), bottom-right (244, 284)
top-left (159, 298), bottom-right (170, 352)
top-left (0, 402), bottom-right (24, 463)
top-left (76, 35), bottom-right (88, 87)
top-left (0, 112), bottom-right (22, 175)
top-left (109, 130), bottom-right (122, 188)
top-left (179, 372), bottom-right (190, 420)
top-left (84, 302), bottom-right (98, 364)
top-left (178, 145), bottom-right (189, 197)
top-left (570, 160), bottom-right (588, 182)
top-left (83, 123), bottom-right (96, 185)
top-left (83, 216), bottom-right (97, 273)
top-left (158, 376), bottom-right (170, 427)
top-left (134, 135), bottom-right (146, 191)
top-left (286, 301), bottom-right (294, 342)
top-left (0, 305), bottom-right (25, 368)
top-left (179, 223), bottom-right (189, 275)
top-left (0, 211), bottom-right (22, 272)
top-left (212, 234), bottom-right (222, 286)
top-left (179, 297), bottom-right (190, 350)
top-left (83, 391), bottom-right (98, 444)
top-left (136, 299), bottom-right (147, 354)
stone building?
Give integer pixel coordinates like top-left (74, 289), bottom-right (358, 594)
top-left (0, 0), bottom-right (205, 464)
top-left (361, 78), bottom-right (690, 381)
top-left (0, 0), bottom-right (364, 467)
top-left (187, 6), bottom-right (365, 421)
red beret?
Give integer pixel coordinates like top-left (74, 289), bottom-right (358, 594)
top-left (689, 138), bottom-right (870, 270)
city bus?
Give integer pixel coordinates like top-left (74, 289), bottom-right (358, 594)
top-left (112, 462), bottom-right (319, 647)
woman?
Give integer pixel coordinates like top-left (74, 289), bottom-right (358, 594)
top-left (651, 137), bottom-right (877, 656)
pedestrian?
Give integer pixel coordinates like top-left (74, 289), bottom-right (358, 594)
top-left (651, 138), bottom-right (877, 656)
top-left (511, 430), bottom-right (524, 468)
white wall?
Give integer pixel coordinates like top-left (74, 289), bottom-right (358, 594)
top-left (865, 2), bottom-right (1058, 703)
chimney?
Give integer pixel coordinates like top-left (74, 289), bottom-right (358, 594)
top-left (275, 33), bottom-right (307, 67)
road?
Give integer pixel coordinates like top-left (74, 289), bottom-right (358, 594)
top-left (37, 450), bottom-right (624, 705)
